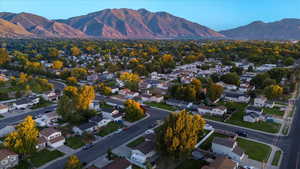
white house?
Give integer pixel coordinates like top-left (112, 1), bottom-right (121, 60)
top-left (197, 106), bottom-right (212, 115)
top-left (243, 112), bottom-right (261, 123)
top-left (0, 104), bottom-right (9, 114)
top-left (254, 96), bottom-right (267, 107)
top-left (39, 128), bottom-right (65, 148)
top-left (212, 137), bottom-right (245, 162)
top-left (141, 94), bottom-right (164, 103)
top-left (217, 82), bottom-right (238, 91)
top-left (119, 89), bottom-right (139, 99)
top-left (35, 111), bottom-right (60, 127)
top-left (13, 96), bottom-right (40, 110)
top-left (130, 138), bottom-right (156, 165)
top-left (101, 107), bottom-right (123, 121)
top-left (102, 158), bottom-right (132, 169)
top-left (0, 149), bottom-right (19, 169)
top-left (89, 115), bottom-right (111, 128)
top-left (211, 106), bottom-right (227, 116)
top-left (42, 91), bottom-right (59, 101)
top-left (245, 106), bottom-right (263, 115)
top-left (224, 92), bottom-right (250, 103)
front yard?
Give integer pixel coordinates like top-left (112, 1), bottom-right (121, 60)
top-left (144, 102), bottom-right (177, 111)
top-left (96, 122), bottom-right (123, 137)
top-left (127, 136), bottom-right (145, 148)
top-left (263, 107), bottom-right (284, 117)
top-left (28, 149), bottom-right (64, 167)
top-left (226, 110), bottom-right (281, 133)
top-left (65, 136), bottom-right (86, 149)
top-left (31, 99), bottom-right (53, 109)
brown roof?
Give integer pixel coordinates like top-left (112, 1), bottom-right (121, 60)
top-left (0, 104), bottom-right (8, 109)
top-left (40, 128), bottom-right (60, 137)
top-left (202, 156), bottom-right (237, 169)
top-left (102, 158), bottom-right (131, 169)
top-left (135, 140), bottom-right (155, 154)
top-left (49, 136), bottom-right (65, 144)
top-left (0, 149), bottom-right (17, 160)
top-left (212, 137), bottom-right (235, 148)
top-left (38, 136), bottom-right (47, 144)
top-left (233, 146), bottom-right (244, 156)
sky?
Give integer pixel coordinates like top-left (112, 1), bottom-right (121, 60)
top-left (1, 0), bottom-right (300, 31)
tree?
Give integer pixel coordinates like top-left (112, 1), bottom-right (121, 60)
top-left (52, 60), bottom-right (64, 69)
top-left (65, 155), bottom-right (82, 169)
top-left (156, 110), bottom-right (205, 158)
top-left (71, 68), bottom-right (88, 80)
top-left (48, 48), bottom-right (59, 58)
top-left (96, 83), bottom-right (112, 96)
top-left (191, 78), bottom-right (202, 97)
top-left (120, 72), bottom-right (140, 91)
top-left (221, 72), bottom-right (240, 86)
top-left (4, 116), bottom-right (39, 156)
top-left (70, 46), bottom-right (81, 56)
top-left (0, 48), bottom-right (9, 65)
top-left (67, 76), bottom-right (77, 85)
top-left (77, 85), bottom-right (95, 110)
top-left (264, 85), bottom-right (283, 100)
top-left (124, 99), bottom-right (145, 122)
top-left (207, 83), bottom-right (224, 102)
top-left (106, 148), bottom-right (113, 160)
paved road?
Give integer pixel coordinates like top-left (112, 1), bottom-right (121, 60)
top-left (1, 92), bottom-right (299, 169)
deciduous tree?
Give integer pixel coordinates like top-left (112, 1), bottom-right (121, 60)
top-left (124, 99), bottom-right (145, 122)
top-left (65, 155), bottom-right (82, 169)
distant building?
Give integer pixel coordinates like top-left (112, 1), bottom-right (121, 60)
top-left (212, 137), bottom-right (245, 162)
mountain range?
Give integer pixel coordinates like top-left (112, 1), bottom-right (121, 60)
top-left (0, 8), bottom-right (300, 40)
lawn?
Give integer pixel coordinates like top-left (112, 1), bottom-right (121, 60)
top-left (96, 122), bottom-right (123, 137)
top-left (263, 107), bottom-right (284, 117)
top-left (127, 136), bottom-right (145, 148)
top-left (28, 149), bottom-right (64, 167)
top-left (226, 110), bottom-right (281, 133)
top-left (272, 150), bottom-right (282, 166)
top-left (203, 114), bottom-right (224, 122)
top-left (100, 103), bottom-right (114, 109)
top-left (237, 138), bottom-right (272, 162)
top-left (144, 102), bottom-right (177, 111)
top-left (176, 159), bottom-right (208, 169)
top-left (65, 136), bottom-right (86, 149)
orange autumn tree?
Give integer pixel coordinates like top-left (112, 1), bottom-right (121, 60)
top-left (65, 155), bottom-right (82, 169)
top-left (157, 110), bottom-right (205, 158)
top-left (52, 60), bottom-right (64, 69)
top-left (124, 99), bottom-right (145, 122)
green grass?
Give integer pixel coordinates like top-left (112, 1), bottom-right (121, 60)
top-left (0, 114), bottom-right (4, 118)
top-left (145, 102), bottom-right (177, 111)
top-left (100, 103), bottom-right (114, 109)
top-left (14, 160), bottom-right (31, 169)
top-left (237, 138), bottom-right (272, 162)
top-left (226, 110), bottom-right (281, 133)
top-left (96, 122), bottom-right (123, 137)
top-left (272, 150), bottom-right (282, 166)
top-left (203, 114), bottom-right (224, 122)
top-left (31, 100), bottom-right (53, 109)
top-left (127, 137), bottom-right (145, 148)
top-left (28, 149), bottom-right (64, 167)
top-left (263, 107), bottom-right (284, 117)
top-left (176, 159), bottom-right (208, 169)
top-left (65, 136), bottom-right (86, 149)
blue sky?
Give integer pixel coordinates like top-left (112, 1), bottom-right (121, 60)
top-left (1, 0), bottom-right (300, 30)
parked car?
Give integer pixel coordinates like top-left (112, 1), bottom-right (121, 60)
top-left (235, 131), bottom-right (248, 137)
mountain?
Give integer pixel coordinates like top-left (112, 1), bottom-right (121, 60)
top-left (0, 18), bottom-right (33, 38)
top-left (220, 19), bottom-right (300, 40)
top-left (56, 8), bottom-right (224, 39)
top-left (0, 12), bottom-right (86, 38)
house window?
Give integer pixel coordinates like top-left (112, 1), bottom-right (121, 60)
top-left (10, 157), bottom-right (16, 161)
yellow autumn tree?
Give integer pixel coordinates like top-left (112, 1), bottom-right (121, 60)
top-left (17, 72), bottom-right (28, 85)
top-left (157, 110), bottom-right (205, 158)
top-left (52, 60), bottom-right (64, 69)
top-left (264, 85), bottom-right (283, 100)
top-left (124, 99), bottom-right (145, 122)
top-left (70, 46), bottom-right (81, 56)
top-left (4, 116), bottom-right (39, 156)
top-left (65, 155), bottom-right (82, 169)
top-left (0, 48), bottom-right (9, 65)
top-left (120, 72), bottom-right (140, 91)
top-left (77, 85), bottom-right (95, 110)
top-left (67, 76), bottom-right (78, 85)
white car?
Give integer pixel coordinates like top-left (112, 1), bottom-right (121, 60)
top-left (204, 124), bottom-right (214, 130)
top-left (145, 129), bottom-right (155, 135)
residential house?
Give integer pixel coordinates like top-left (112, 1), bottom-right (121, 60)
top-left (212, 137), bottom-right (245, 162)
top-left (102, 158), bottom-right (132, 169)
top-left (0, 104), bottom-right (8, 114)
top-left (197, 106), bottom-right (212, 115)
top-left (211, 106), bottom-right (227, 116)
top-left (39, 128), bottom-right (65, 149)
top-left (202, 156), bottom-right (238, 169)
top-left (118, 89), bottom-right (139, 99)
top-left (42, 91), bottom-right (59, 102)
top-left (217, 82), bottom-right (238, 91)
top-left (130, 134), bottom-right (157, 165)
top-left (101, 107), bottom-right (123, 121)
top-left (254, 96), bottom-right (267, 107)
top-left (89, 101), bottom-right (101, 111)
top-left (13, 96), bottom-right (40, 110)
top-left (246, 106), bottom-right (263, 115)
top-left (0, 149), bottom-right (18, 169)
top-left (243, 112), bottom-right (262, 123)
top-left (36, 136), bottom-right (47, 151)
top-left (89, 114), bottom-right (111, 128)
top-left (73, 122), bottom-right (97, 135)
top-left (224, 92), bottom-right (250, 103)
top-left (140, 94), bottom-right (164, 103)
top-left (35, 111), bottom-right (60, 127)
top-left (165, 99), bottom-right (190, 108)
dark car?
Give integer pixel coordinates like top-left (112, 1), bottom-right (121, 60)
top-left (83, 143), bottom-right (94, 150)
top-left (235, 131), bottom-right (248, 137)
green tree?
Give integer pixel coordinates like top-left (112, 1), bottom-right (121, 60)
top-left (221, 72), bottom-right (240, 86)
top-left (0, 48), bottom-right (9, 65)
top-left (264, 85), bottom-right (283, 100)
top-left (207, 83), bottom-right (224, 102)
top-left (124, 99), bottom-right (145, 122)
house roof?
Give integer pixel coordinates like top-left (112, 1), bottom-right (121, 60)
top-left (202, 156), bottom-right (237, 169)
top-left (38, 136), bottom-right (47, 144)
top-left (224, 92), bottom-right (248, 98)
top-left (101, 107), bottom-right (115, 113)
top-left (246, 106), bottom-right (263, 112)
top-left (0, 104), bottom-right (8, 109)
top-left (40, 128), bottom-right (60, 137)
top-left (233, 146), bottom-right (245, 156)
top-left (49, 136), bottom-right (65, 144)
top-left (89, 114), bottom-right (104, 123)
top-left (212, 137), bottom-right (235, 148)
top-left (0, 149), bottom-right (17, 160)
top-left (77, 122), bottom-right (97, 130)
top-left (102, 158), bottom-right (131, 169)
top-left (135, 140), bottom-right (155, 154)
